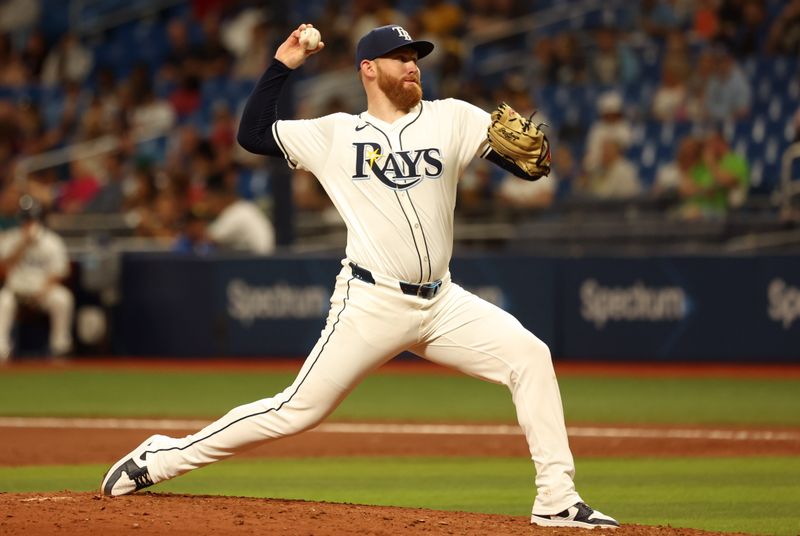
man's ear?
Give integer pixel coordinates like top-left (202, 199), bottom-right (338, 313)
top-left (360, 59), bottom-right (376, 79)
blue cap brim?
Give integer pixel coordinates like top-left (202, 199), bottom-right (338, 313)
top-left (356, 40), bottom-right (434, 70)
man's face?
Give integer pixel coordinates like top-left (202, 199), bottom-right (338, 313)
top-left (374, 47), bottom-right (422, 111)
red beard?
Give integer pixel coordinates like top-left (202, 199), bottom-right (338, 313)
top-left (376, 67), bottom-right (422, 111)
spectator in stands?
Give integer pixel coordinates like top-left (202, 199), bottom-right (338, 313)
top-left (766, 0), bottom-right (800, 55)
top-left (84, 152), bottom-right (130, 214)
top-left (651, 31), bottom-right (692, 121)
top-left (58, 160), bottom-right (101, 214)
top-left (678, 130), bottom-right (749, 219)
top-left (142, 189), bottom-right (185, 242)
top-left (351, 0), bottom-right (408, 49)
top-left (52, 81), bottom-right (91, 143)
top-left (16, 101), bottom-right (47, 156)
top-left (203, 172), bottom-right (275, 254)
top-left (293, 169), bottom-right (334, 213)
top-left (494, 77), bottom-right (550, 129)
top-left (0, 34), bottom-right (30, 87)
top-left (651, 55), bottom-right (689, 121)
top-left (684, 47), bottom-right (714, 122)
top-left (0, 101), bottom-right (20, 180)
top-left (550, 145), bottom-right (579, 201)
top-left (166, 124), bottom-right (203, 175)
top-left (123, 163), bottom-right (158, 227)
top-left (0, 195), bottom-right (73, 363)
top-left (232, 17), bottom-right (272, 80)
top-left (437, 48), bottom-right (465, 100)
top-left (77, 98), bottom-right (108, 141)
top-left (172, 208), bottom-right (214, 255)
top-left (209, 101), bottom-right (236, 153)
top-left (0, 0), bottom-right (40, 47)
top-left (703, 46), bottom-right (751, 122)
top-left (584, 90), bottom-right (632, 170)
top-left (589, 27), bottom-right (640, 86)
top-left (497, 173), bottom-right (556, 211)
top-left (577, 139), bottom-right (642, 200)
top-left (167, 133), bottom-right (213, 207)
top-left (195, 12), bottom-right (234, 80)
top-left (779, 106), bottom-right (800, 221)
top-left (131, 87), bottom-right (177, 137)
top-left (41, 33), bottom-right (93, 87)
top-left (0, 32), bottom-right (12, 71)
top-left (465, 0), bottom-right (528, 32)
top-left (653, 135), bottom-right (702, 198)
top-left (169, 74), bottom-right (202, 120)
top-left (693, 0), bottom-right (720, 41)
top-left (20, 29), bottom-right (47, 79)
top-left (548, 32), bottom-right (588, 85)
top-left (458, 159), bottom-right (495, 213)
top-left (418, 0), bottom-right (464, 37)
top-left (161, 17), bottom-right (196, 83)
top-left (190, 140), bottom-right (217, 196)
top-left (221, 6), bottom-right (270, 60)
top-left (0, 181), bottom-right (20, 230)
top-left (717, 0), bottom-right (768, 56)
top-left (637, 0), bottom-right (690, 41)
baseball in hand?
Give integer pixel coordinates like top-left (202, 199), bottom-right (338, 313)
top-left (299, 27), bottom-right (321, 50)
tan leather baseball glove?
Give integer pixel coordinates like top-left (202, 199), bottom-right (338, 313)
top-left (487, 102), bottom-right (551, 179)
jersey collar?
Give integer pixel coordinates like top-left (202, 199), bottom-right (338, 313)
top-left (360, 102), bottom-right (423, 131)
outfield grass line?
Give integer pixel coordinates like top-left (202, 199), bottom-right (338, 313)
top-left (1, 417), bottom-right (799, 442)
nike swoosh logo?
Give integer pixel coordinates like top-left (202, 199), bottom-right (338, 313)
top-left (355, 125), bottom-right (367, 131)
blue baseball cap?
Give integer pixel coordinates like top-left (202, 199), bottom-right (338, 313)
top-left (355, 25), bottom-right (434, 71)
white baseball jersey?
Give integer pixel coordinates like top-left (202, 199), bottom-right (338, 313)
top-left (272, 99), bottom-right (491, 283)
top-left (0, 225), bottom-right (69, 297)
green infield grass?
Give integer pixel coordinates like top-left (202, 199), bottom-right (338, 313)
top-left (1, 456), bottom-right (798, 535)
top-left (1, 369), bottom-right (799, 425)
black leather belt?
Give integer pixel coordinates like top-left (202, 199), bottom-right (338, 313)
top-left (349, 263), bottom-right (442, 300)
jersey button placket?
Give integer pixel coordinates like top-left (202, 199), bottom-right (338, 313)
top-left (397, 191), bottom-right (427, 280)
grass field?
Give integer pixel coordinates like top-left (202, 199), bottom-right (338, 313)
top-left (1, 365), bottom-right (799, 535)
top-left (1, 368), bottom-right (799, 425)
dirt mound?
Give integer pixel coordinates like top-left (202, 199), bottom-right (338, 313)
top-left (0, 492), bottom-right (745, 536)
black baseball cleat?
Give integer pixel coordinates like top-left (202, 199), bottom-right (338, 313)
top-left (531, 502), bottom-right (620, 529)
top-left (101, 434), bottom-right (166, 496)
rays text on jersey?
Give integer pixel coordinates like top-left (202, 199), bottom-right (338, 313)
top-left (352, 142), bottom-right (443, 190)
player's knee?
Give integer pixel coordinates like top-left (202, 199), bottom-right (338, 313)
top-left (282, 408), bottom-right (328, 435)
top-left (47, 287), bottom-right (74, 311)
top-left (531, 336), bottom-right (552, 362)
top-left (514, 334), bottom-right (553, 374)
top-left (0, 287), bottom-right (15, 306)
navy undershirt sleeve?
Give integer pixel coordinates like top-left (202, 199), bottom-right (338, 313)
top-left (236, 59), bottom-right (293, 156)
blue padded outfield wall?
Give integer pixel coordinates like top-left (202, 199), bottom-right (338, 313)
top-left (116, 253), bottom-right (800, 362)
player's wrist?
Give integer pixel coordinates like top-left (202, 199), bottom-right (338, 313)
top-left (270, 57), bottom-right (295, 72)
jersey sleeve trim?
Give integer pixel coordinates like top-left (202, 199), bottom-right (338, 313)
top-left (272, 122), bottom-right (298, 169)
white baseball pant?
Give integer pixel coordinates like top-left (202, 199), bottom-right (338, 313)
top-left (143, 262), bottom-right (581, 514)
top-left (0, 285), bottom-right (74, 359)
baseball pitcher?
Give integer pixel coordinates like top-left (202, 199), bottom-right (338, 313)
top-left (102, 24), bottom-right (618, 529)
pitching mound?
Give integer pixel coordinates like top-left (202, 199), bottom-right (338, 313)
top-left (0, 492), bottom-right (745, 536)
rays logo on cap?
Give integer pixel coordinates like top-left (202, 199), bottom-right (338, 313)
top-left (392, 26), bottom-right (412, 41)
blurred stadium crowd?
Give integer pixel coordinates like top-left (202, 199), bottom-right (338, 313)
top-left (0, 0), bottom-right (799, 254)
